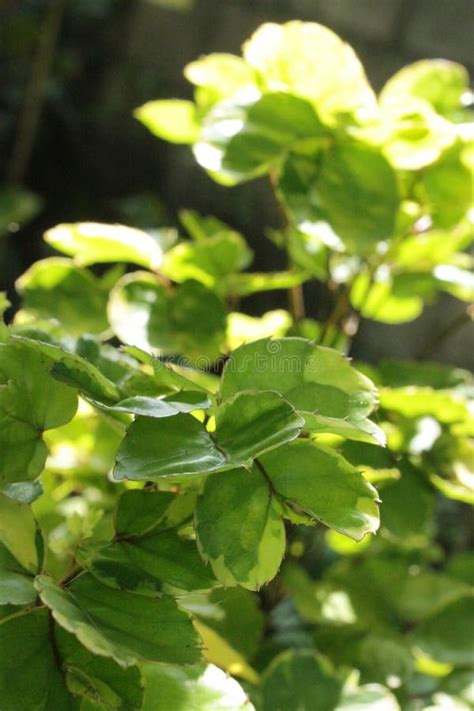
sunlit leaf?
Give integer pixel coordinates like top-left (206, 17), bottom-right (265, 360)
top-left (135, 99), bottom-right (200, 144)
top-left (141, 662), bottom-right (254, 710)
top-left (45, 222), bottom-right (165, 270)
top-left (195, 465), bottom-right (285, 589)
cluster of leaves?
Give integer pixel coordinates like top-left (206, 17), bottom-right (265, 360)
top-left (1, 20), bottom-right (473, 711)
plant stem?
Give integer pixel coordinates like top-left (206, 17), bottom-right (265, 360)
top-left (269, 170), bottom-right (306, 326)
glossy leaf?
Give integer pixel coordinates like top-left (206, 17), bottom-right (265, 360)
top-left (215, 390), bottom-right (304, 464)
top-left (36, 573), bottom-right (201, 666)
top-left (261, 441), bottom-right (380, 541)
top-left (97, 391), bottom-right (211, 418)
top-left (114, 413), bottom-right (226, 482)
top-left (195, 465), bottom-right (286, 589)
top-left (45, 222), bottom-right (164, 270)
top-left (221, 338), bottom-right (378, 426)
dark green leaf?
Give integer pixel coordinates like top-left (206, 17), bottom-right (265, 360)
top-left (0, 608), bottom-right (73, 711)
top-left (261, 649), bottom-right (342, 711)
top-left (115, 490), bottom-right (176, 536)
top-left (36, 573), bottom-right (201, 666)
top-left (412, 593), bottom-right (474, 666)
top-left (0, 543), bottom-right (36, 606)
top-left (56, 626), bottom-right (144, 710)
top-left (82, 531), bottom-right (215, 595)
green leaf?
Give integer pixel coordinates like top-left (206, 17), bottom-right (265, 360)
top-left (0, 340), bottom-right (78, 483)
top-left (108, 273), bottom-right (226, 360)
top-left (224, 270), bottom-right (308, 297)
top-left (261, 649), bottom-right (342, 711)
top-left (181, 587), bottom-right (264, 659)
top-left (56, 626), bottom-right (144, 710)
top-left (379, 387), bottom-right (468, 423)
top-left (82, 530), bottom-right (215, 595)
top-left (0, 495), bottom-right (39, 573)
top-left (215, 390), bottom-right (304, 464)
top-left (97, 391), bottom-right (211, 418)
top-left (0, 609), bottom-right (74, 710)
top-left (319, 139), bottom-right (399, 252)
top-left (185, 52), bottom-right (255, 104)
top-left (114, 389), bottom-right (303, 482)
top-left (351, 270), bottom-right (438, 324)
top-left (227, 310), bottom-right (291, 350)
top-left (113, 413), bottom-right (227, 482)
top-left (420, 145), bottom-right (473, 228)
top-left (0, 543), bottom-right (36, 606)
top-left (163, 231), bottom-right (253, 289)
top-left (141, 663), bottom-right (254, 711)
top-left (0, 481), bottom-right (43, 504)
top-left (36, 573), bottom-right (201, 666)
top-left (221, 338), bottom-right (378, 426)
top-left (0, 187), bottom-right (42, 238)
top-left (194, 92), bottom-right (323, 183)
top-left (45, 222), bottom-right (164, 270)
top-left (261, 441), bottom-right (379, 541)
top-left (336, 684), bottom-right (400, 710)
top-left (195, 465), bottom-right (286, 589)
top-left (243, 21), bottom-right (376, 124)
top-left (134, 100), bottom-right (200, 144)
top-left (12, 336), bottom-right (120, 405)
top-left (380, 59), bottom-right (469, 118)
top-left (380, 99), bottom-right (454, 171)
top-left (16, 257), bottom-right (109, 335)
top-left (413, 593), bottom-right (474, 666)
top-left (115, 490), bottom-right (176, 536)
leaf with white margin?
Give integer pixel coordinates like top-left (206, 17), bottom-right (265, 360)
top-left (195, 465), bottom-right (285, 590)
top-left (261, 441), bottom-right (380, 541)
top-left (35, 573), bottom-right (201, 667)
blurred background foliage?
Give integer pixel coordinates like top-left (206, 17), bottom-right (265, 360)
top-left (1, 0), bottom-right (473, 366)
